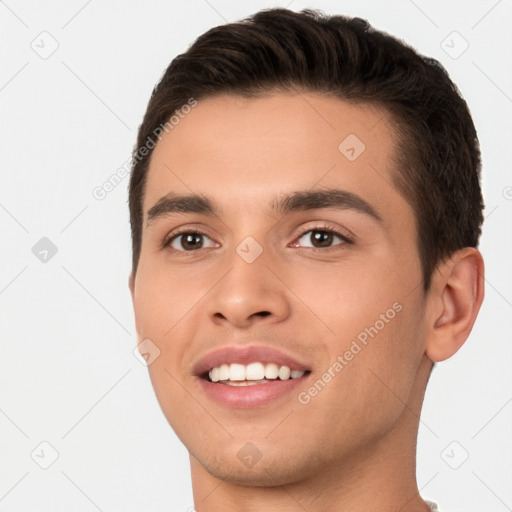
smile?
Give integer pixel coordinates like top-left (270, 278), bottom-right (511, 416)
top-left (194, 344), bottom-right (312, 408)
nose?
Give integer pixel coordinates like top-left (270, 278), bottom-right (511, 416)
top-left (206, 247), bottom-right (291, 329)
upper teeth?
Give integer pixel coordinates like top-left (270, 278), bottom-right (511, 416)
top-left (208, 362), bottom-right (305, 382)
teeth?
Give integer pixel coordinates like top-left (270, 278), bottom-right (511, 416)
top-left (218, 364), bottom-right (230, 381)
top-left (228, 363), bottom-right (246, 381)
top-left (224, 380), bottom-right (264, 387)
top-left (265, 363), bottom-right (279, 379)
top-left (208, 362), bottom-right (306, 383)
top-left (279, 365), bottom-right (291, 380)
top-left (246, 362), bottom-right (265, 380)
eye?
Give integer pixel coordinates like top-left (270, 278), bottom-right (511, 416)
top-left (164, 231), bottom-right (218, 251)
top-left (292, 226), bottom-right (352, 250)
top-left (162, 225), bottom-right (352, 253)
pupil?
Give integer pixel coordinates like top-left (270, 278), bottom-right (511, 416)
top-left (183, 234), bottom-right (202, 250)
top-left (313, 230), bottom-right (332, 247)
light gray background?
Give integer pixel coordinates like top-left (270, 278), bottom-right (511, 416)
top-left (1, 1), bottom-right (511, 511)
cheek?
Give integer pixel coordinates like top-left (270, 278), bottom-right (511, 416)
top-left (132, 266), bottom-right (200, 413)
top-left (133, 258), bottom-right (208, 336)
top-left (339, 299), bottom-right (425, 422)
top-left (291, 259), bottom-right (423, 418)
top-left (133, 269), bottom-right (205, 441)
top-left (286, 255), bottom-right (402, 333)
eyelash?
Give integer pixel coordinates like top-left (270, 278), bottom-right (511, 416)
top-left (162, 223), bottom-right (353, 253)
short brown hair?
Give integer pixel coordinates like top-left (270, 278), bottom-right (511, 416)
top-left (129, 7), bottom-right (484, 291)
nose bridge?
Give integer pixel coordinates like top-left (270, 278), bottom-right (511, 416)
top-left (206, 234), bottom-right (290, 327)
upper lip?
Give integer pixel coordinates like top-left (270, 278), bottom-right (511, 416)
top-left (193, 345), bottom-right (311, 376)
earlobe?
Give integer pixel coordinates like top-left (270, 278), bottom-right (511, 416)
top-left (425, 248), bottom-right (485, 362)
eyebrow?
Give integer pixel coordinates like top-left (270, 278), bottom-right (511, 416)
top-left (146, 188), bottom-right (383, 226)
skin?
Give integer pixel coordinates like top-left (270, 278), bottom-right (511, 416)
top-left (129, 91), bottom-right (484, 511)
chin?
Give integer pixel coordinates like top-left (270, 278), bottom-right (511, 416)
top-left (192, 445), bottom-right (326, 488)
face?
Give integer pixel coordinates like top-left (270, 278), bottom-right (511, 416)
top-left (130, 91), bottom-right (431, 487)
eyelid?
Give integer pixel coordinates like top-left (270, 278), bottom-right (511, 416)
top-left (290, 222), bottom-right (354, 245)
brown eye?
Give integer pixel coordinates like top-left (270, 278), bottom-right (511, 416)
top-left (166, 232), bottom-right (216, 251)
top-left (310, 230), bottom-right (334, 247)
top-left (296, 229), bottom-right (349, 249)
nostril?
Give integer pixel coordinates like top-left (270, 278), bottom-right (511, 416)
top-left (211, 310), bottom-right (271, 324)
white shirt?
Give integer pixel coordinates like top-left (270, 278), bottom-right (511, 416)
top-left (426, 500), bottom-right (440, 511)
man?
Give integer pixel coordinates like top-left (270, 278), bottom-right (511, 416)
top-left (128, 8), bottom-right (484, 511)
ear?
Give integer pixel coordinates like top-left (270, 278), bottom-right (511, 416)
top-left (425, 247), bottom-right (485, 362)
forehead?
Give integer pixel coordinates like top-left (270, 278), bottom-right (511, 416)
top-left (143, 92), bottom-right (405, 222)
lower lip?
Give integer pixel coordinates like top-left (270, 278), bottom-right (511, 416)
top-left (197, 376), bottom-right (309, 409)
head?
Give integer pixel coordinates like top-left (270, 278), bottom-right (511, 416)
top-left (128, 8), bottom-right (484, 491)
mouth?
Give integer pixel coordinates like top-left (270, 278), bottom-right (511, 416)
top-left (193, 346), bottom-right (312, 409)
